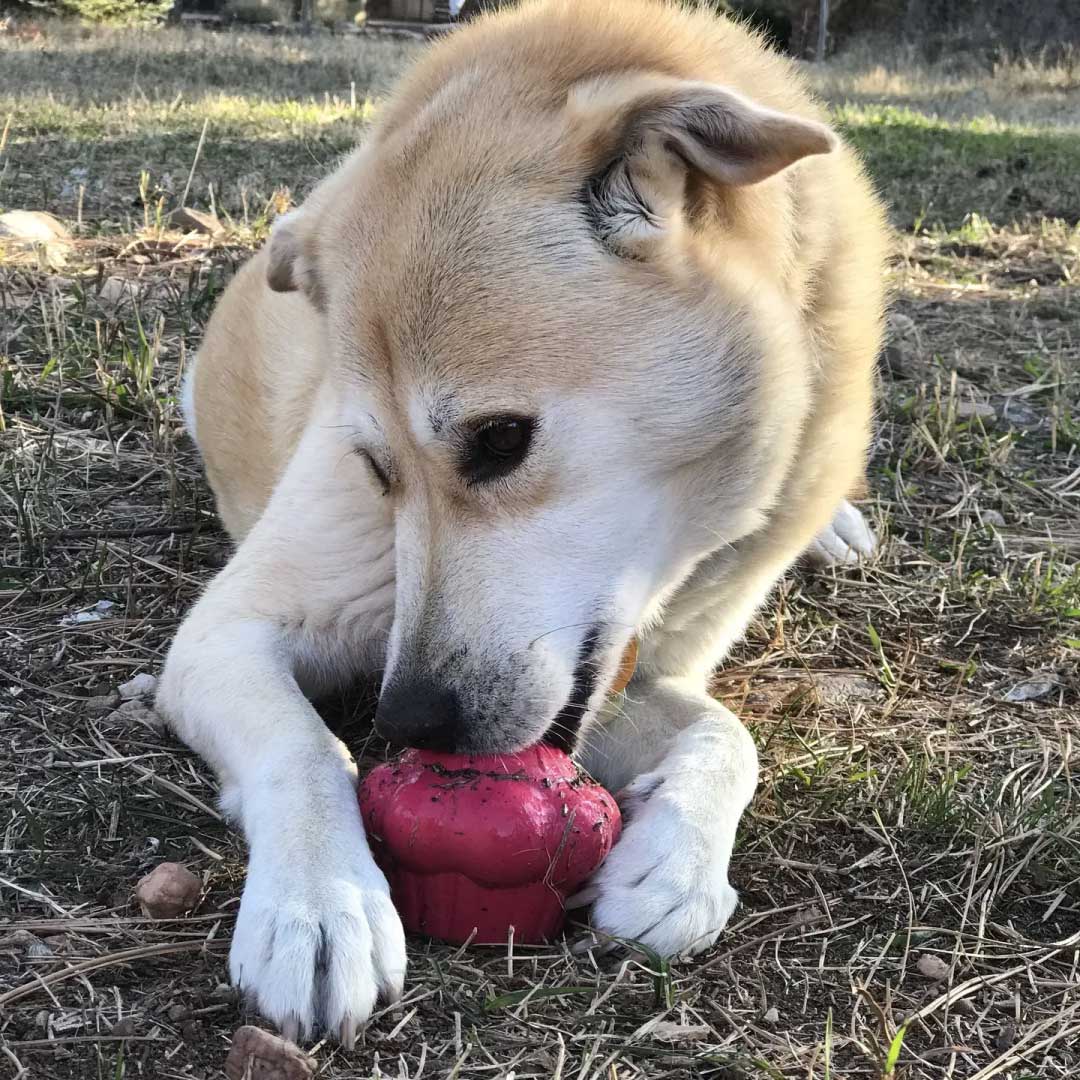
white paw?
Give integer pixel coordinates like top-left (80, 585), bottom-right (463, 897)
top-left (575, 769), bottom-right (739, 957)
top-left (230, 816), bottom-right (406, 1044)
top-left (805, 498), bottom-right (876, 568)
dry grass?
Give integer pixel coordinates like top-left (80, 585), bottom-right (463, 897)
top-left (809, 38), bottom-right (1080, 131)
top-left (2, 20), bottom-right (1079, 1080)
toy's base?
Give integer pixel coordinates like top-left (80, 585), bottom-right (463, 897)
top-left (387, 869), bottom-right (567, 945)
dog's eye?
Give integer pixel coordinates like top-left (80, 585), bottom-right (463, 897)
top-left (357, 449), bottom-right (391, 495)
top-left (463, 416), bottom-right (535, 484)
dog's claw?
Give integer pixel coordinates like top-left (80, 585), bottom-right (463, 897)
top-left (572, 933), bottom-right (620, 958)
top-left (281, 1013), bottom-right (301, 1045)
top-left (565, 884), bottom-right (600, 910)
top-left (339, 1015), bottom-right (358, 1050)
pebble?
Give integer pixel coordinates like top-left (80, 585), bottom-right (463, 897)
top-left (224, 1025), bottom-right (315, 1080)
top-left (135, 862), bottom-right (201, 919)
top-left (916, 953), bottom-right (950, 981)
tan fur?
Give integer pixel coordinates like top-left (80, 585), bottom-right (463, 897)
top-left (195, 0), bottom-right (886, 549)
top-left (169, 0), bottom-right (890, 1039)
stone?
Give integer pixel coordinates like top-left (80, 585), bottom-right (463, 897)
top-left (134, 862), bottom-right (201, 918)
top-left (916, 953), bottom-right (949, 980)
top-left (98, 276), bottom-right (134, 309)
top-left (955, 401), bottom-right (996, 422)
top-left (649, 1020), bottom-right (712, 1044)
top-left (224, 1026), bottom-right (316, 1080)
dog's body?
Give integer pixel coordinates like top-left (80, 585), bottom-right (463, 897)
top-left (158, 0), bottom-right (887, 1043)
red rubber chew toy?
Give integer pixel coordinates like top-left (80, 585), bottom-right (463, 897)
top-left (359, 745), bottom-right (621, 945)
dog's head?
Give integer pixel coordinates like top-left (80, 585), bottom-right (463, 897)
top-left (266, 66), bottom-right (834, 753)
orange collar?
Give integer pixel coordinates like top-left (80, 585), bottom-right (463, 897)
top-left (610, 637), bottom-right (639, 694)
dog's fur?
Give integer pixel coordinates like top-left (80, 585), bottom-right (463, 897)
top-left (157, 0), bottom-right (888, 1043)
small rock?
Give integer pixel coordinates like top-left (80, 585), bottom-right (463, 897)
top-left (211, 983), bottom-right (240, 1003)
top-left (166, 1003), bottom-right (190, 1022)
top-left (812, 673), bottom-right (884, 707)
top-left (119, 673), bottom-right (158, 700)
top-left (881, 341), bottom-right (914, 377)
top-left (763, 1006), bottom-right (780, 1024)
top-left (224, 1025), bottom-right (316, 1080)
top-left (886, 312), bottom-right (917, 340)
top-left (955, 401), bottom-right (996, 422)
top-left (135, 862), bottom-right (201, 919)
top-left (981, 509), bottom-right (1006, 528)
top-left (649, 1020), bottom-right (712, 1044)
top-left (110, 1017), bottom-right (138, 1037)
top-left (952, 998), bottom-right (976, 1016)
top-left (916, 953), bottom-right (950, 981)
top-left (98, 276), bottom-right (134, 309)
top-left (169, 206), bottom-right (225, 237)
top-left (1004, 676), bottom-right (1057, 704)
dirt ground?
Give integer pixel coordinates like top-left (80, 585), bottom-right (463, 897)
top-left (1, 19), bottom-right (1078, 1080)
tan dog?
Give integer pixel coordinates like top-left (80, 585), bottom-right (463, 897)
top-left (159, 0), bottom-right (887, 1044)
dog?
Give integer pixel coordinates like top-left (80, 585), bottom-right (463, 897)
top-left (157, 0), bottom-right (887, 1044)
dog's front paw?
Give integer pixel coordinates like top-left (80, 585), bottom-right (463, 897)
top-left (576, 769), bottom-right (738, 957)
top-left (230, 842), bottom-right (406, 1045)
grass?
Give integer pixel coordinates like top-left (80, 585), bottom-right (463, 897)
top-left (2, 19), bottom-right (1079, 1080)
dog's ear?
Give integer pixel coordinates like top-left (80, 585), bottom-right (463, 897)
top-left (569, 73), bottom-right (836, 257)
top-left (266, 209), bottom-right (326, 309)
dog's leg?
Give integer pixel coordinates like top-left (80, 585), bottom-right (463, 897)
top-left (574, 523), bottom-right (832, 955)
top-left (156, 404), bottom-right (403, 1044)
top-left (574, 675), bottom-right (754, 955)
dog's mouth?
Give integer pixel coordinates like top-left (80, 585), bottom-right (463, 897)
top-left (543, 625), bottom-right (604, 752)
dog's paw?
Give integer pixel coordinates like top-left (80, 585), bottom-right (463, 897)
top-left (573, 769), bottom-right (738, 957)
top-left (230, 843), bottom-right (406, 1045)
top-left (805, 499), bottom-right (876, 568)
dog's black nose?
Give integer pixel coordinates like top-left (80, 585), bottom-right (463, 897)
top-left (374, 676), bottom-right (464, 751)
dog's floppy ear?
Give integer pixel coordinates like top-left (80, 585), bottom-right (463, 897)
top-left (266, 209), bottom-right (325, 309)
top-left (570, 73), bottom-right (836, 256)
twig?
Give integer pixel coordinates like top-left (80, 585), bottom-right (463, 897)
top-left (0, 940), bottom-right (223, 1009)
top-left (179, 117), bottom-right (210, 209)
